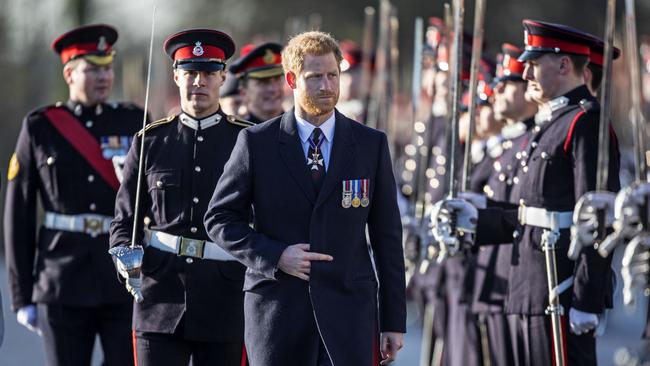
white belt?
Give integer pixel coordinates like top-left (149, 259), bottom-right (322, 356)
top-left (518, 205), bottom-right (573, 230)
top-left (144, 229), bottom-right (236, 261)
top-left (44, 212), bottom-right (112, 237)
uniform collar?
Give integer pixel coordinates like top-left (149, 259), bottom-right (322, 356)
top-left (179, 110), bottom-right (222, 130)
top-left (66, 100), bottom-right (104, 117)
top-left (535, 85), bottom-right (591, 125)
top-left (295, 110), bottom-right (336, 143)
top-left (501, 121), bottom-right (529, 140)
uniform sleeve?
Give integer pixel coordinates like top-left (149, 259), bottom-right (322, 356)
top-left (109, 134), bottom-right (150, 249)
top-left (204, 130), bottom-right (287, 279)
top-left (3, 118), bottom-right (38, 311)
top-left (570, 112), bottom-right (621, 313)
top-left (367, 133), bottom-right (406, 333)
top-left (475, 207), bottom-right (518, 245)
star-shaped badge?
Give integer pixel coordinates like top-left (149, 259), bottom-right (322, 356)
top-left (308, 152), bottom-right (324, 170)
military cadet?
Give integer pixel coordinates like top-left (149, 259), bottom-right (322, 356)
top-left (220, 71), bottom-right (246, 116)
top-left (204, 30), bottom-right (406, 366)
top-left (437, 20), bottom-right (621, 366)
top-left (109, 29), bottom-right (251, 366)
top-left (229, 42), bottom-right (285, 124)
top-left (469, 43), bottom-right (538, 366)
top-left (3, 24), bottom-right (143, 365)
top-left (336, 40), bottom-right (366, 122)
top-left (584, 39), bottom-right (621, 96)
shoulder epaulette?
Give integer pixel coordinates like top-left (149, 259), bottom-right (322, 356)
top-left (579, 98), bottom-right (599, 113)
top-left (226, 115), bottom-right (255, 128)
top-left (137, 115), bottom-right (175, 137)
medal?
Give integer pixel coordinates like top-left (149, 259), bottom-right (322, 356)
top-left (342, 180), bottom-right (352, 208)
top-left (307, 133), bottom-right (325, 170)
top-left (351, 179), bottom-right (361, 208)
top-left (361, 179), bottom-right (370, 207)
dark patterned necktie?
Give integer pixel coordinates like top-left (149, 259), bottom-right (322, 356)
top-left (307, 128), bottom-right (325, 193)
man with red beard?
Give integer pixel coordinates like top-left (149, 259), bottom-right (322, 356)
top-left (205, 31), bottom-right (406, 365)
top-left (229, 42), bottom-right (285, 124)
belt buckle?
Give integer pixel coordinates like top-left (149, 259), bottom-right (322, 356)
top-left (83, 217), bottom-right (103, 237)
top-left (179, 237), bottom-right (205, 258)
top-left (518, 202), bottom-right (526, 225)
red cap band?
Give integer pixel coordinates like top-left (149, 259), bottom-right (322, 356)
top-left (60, 42), bottom-right (112, 64)
top-left (590, 52), bottom-right (603, 66)
top-left (174, 44), bottom-right (225, 61)
top-left (243, 53), bottom-right (282, 71)
top-left (526, 34), bottom-right (590, 56)
top-left (502, 54), bottom-right (525, 76)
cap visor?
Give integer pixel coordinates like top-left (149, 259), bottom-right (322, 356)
top-left (176, 62), bottom-right (226, 72)
top-left (246, 66), bottom-right (284, 79)
top-left (517, 50), bottom-right (545, 62)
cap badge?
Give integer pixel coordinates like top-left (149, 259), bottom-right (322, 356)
top-left (263, 49), bottom-right (275, 64)
top-left (97, 36), bottom-right (107, 51)
top-left (193, 41), bottom-right (204, 57)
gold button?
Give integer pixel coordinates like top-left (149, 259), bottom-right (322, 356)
top-left (523, 166), bottom-right (529, 173)
top-left (531, 142), bottom-right (538, 148)
top-left (513, 177), bottom-right (520, 185)
top-left (541, 152), bottom-right (549, 159)
top-left (156, 181), bottom-right (163, 188)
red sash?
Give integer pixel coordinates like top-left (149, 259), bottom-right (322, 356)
top-left (43, 107), bottom-right (121, 191)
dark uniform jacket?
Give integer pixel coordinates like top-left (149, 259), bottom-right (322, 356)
top-left (4, 101), bottom-right (143, 311)
top-left (110, 109), bottom-right (250, 342)
top-left (204, 109), bottom-right (406, 366)
top-left (472, 119), bottom-right (533, 314)
top-left (476, 85), bottom-right (620, 315)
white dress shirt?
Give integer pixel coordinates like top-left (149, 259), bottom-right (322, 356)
top-left (295, 111), bottom-right (336, 172)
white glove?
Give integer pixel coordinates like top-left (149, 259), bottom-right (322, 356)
top-left (569, 308), bottom-right (599, 335)
top-left (459, 191), bottom-right (487, 209)
top-left (17, 304), bottom-right (41, 335)
top-left (430, 198), bottom-right (478, 259)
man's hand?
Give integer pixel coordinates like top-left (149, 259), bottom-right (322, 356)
top-left (17, 304), bottom-right (41, 335)
top-left (569, 308), bottom-right (599, 335)
top-left (380, 332), bottom-right (404, 364)
top-left (277, 244), bottom-right (333, 281)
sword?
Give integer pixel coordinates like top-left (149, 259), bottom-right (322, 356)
top-left (568, 0), bottom-right (618, 260)
top-left (598, 0), bottom-right (650, 259)
top-left (108, 2), bottom-right (157, 303)
top-left (460, 0), bottom-right (487, 192)
top-left (359, 6), bottom-right (376, 122)
top-left (430, 0), bottom-right (480, 262)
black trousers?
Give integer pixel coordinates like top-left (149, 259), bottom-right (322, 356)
top-left (507, 314), bottom-right (596, 366)
top-left (478, 312), bottom-right (514, 366)
top-left (134, 331), bottom-right (246, 366)
top-left (38, 302), bottom-right (133, 366)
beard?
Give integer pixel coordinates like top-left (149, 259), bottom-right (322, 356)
top-left (298, 90), bottom-right (339, 116)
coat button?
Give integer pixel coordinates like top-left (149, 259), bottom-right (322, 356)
top-left (531, 142), bottom-right (538, 148)
top-left (513, 177), bottom-right (520, 185)
top-left (197, 136), bottom-right (204, 142)
top-left (86, 120), bottom-right (93, 128)
top-left (156, 181), bottom-right (163, 188)
top-left (186, 257), bottom-right (194, 264)
top-left (513, 230), bottom-right (520, 239)
top-left (193, 197), bottom-right (199, 204)
top-left (89, 203), bottom-right (97, 211)
top-left (87, 174), bottom-right (95, 182)
top-left (541, 152), bottom-right (549, 159)
top-left (523, 166), bottom-right (529, 173)
top-left (47, 156), bottom-right (56, 165)
top-left (190, 227), bottom-right (198, 233)
top-left (195, 166), bottom-right (201, 172)
top-left (534, 126), bottom-right (541, 133)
